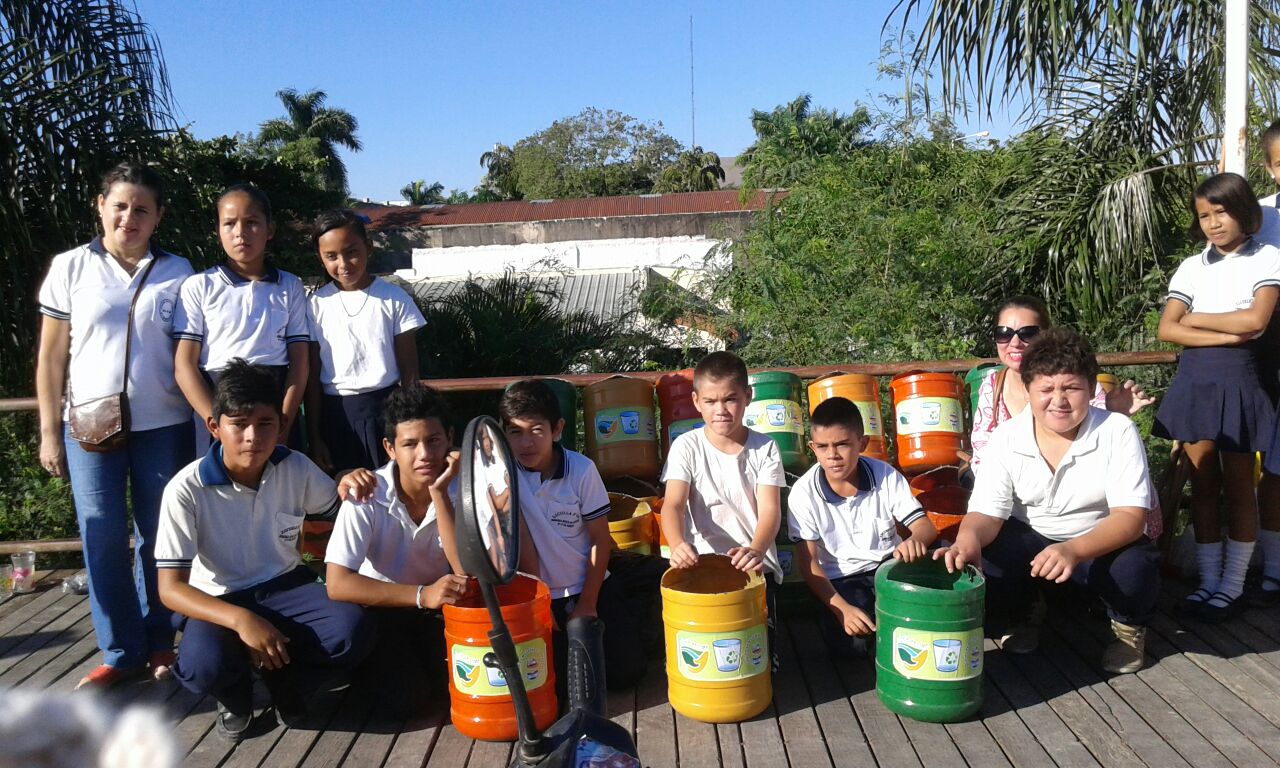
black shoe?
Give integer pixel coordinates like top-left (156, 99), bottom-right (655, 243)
top-left (1248, 576), bottom-right (1280, 609)
top-left (1177, 587), bottom-right (1213, 616)
top-left (262, 670), bottom-right (308, 728)
top-left (216, 702), bottom-right (253, 742)
top-left (1198, 591), bottom-right (1245, 623)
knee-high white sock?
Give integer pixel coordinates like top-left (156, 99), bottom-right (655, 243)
top-left (1218, 539), bottom-right (1255, 599)
top-left (1195, 541), bottom-right (1223, 596)
top-left (1261, 530), bottom-right (1280, 588)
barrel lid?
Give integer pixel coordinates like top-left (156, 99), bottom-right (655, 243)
top-left (748, 370), bottom-right (802, 384)
top-left (874, 558), bottom-right (984, 593)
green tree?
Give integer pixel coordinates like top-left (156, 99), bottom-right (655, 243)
top-left (258, 88), bottom-right (362, 194)
top-left (1, 0), bottom-right (172, 396)
top-left (737, 94), bottom-right (872, 190)
top-left (401, 179), bottom-right (446, 205)
top-left (654, 147), bottom-right (726, 193)
top-left (479, 142), bottom-right (520, 200)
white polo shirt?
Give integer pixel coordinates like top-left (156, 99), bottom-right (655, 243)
top-left (37, 240), bottom-right (194, 431)
top-left (968, 407), bottom-right (1153, 541)
top-left (172, 265), bottom-right (310, 371)
top-left (1258, 195), bottom-right (1280, 246)
top-left (155, 445), bottom-right (339, 595)
top-left (516, 445), bottom-right (611, 599)
top-left (308, 278), bottom-right (426, 396)
top-left (788, 457), bottom-right (926, 580)
top-left (1165, 238), bottom-right (1280, 316)
top-left (661, 428), bottom-right (788, 583)
top-left (324, 460), bottom-right (458, 586)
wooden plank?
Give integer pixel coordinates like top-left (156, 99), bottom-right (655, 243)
top-left (833, 649), bottom-right (923, 767)
top-left (11, 612), bottom-right (98, 691)
top-left (464, 737), bottom-right (513, 767)
top-left (674, 711), bottom-right (722, 768)
top-left (0, 569), bottom-right (68, 623)
top-left (421, 719), bottom-right (472, 767)
top-left (241, 685), bottom-right (353, 768)
top-left (336, 687), bottom-right (415, 768)
top-left (0, 571), bottom-right (78, 638)
top-left (942, 697), bottom-right (1013, 768)
top-left (382, 706), bottom-right (448, 768)
top-left (0, 598), bottom-right (95, 686)
top-left (299, 678), bottom-right (382, 768)
top-left (982, 650), bottom-right (1100, 767)
top-left (717, 723), bottom-right (746, 768)
top-left (769, 620), bottom-right (833, 768)
top-left (633, 664), bottom-right (676, 767)
top-left (607, 685), bottom-right (637, 744)
top-left (962, 659), bottom-right (1056, 768)
top-left (739, 701), bottom-right (787, 768)
top-left (785, 614), bottom-right (875, 768)
top-left (900, 716), bottom-right (966, 768)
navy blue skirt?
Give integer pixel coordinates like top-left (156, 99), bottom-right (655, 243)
top-left (320, 385), bottom-right (396, 472)
top-left (1153, 347), bottom-right (1274, 454)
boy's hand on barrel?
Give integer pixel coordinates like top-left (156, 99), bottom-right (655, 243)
top-left (836, 603), bottom-right (876, 636)
top-left (893, 538), bottom-right (928, 563)
top-left (337, 468), bottom-right (378, 503)
top-left (423, 573), bottom-right (470, 609)
top-left (1030, 543), bottom-right (1078, 583)
top-left (669, 541), bottom-right (699, 569)
top-left (729, 546), bottom-right (763, 573)
top-left (933, 541), bottom-right (979, 574)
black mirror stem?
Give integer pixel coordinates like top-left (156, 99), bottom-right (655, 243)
top-left (480, 580), bottom-right (548, 760)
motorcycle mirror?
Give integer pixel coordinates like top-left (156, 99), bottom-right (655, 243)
top-left (457, 416), bottom-right (520, 583)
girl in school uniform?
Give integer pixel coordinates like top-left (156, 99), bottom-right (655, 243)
top-left (304, 209), bottom-right (425, 474)
top-left (1154, 172), bottom-right (1280, 621)
top-left (172, 184), bottom-right (310, 444)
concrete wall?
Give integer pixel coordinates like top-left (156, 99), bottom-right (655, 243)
top-left (404, 236), bottom-right (723, 280)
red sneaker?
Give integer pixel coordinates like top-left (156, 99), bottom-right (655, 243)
top-left (149, 650), bottom-right (177, 681)
top-left (75, 664), bottom-right (141, 690)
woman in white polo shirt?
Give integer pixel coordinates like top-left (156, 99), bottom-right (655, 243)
top-left (937, 328), bottom-right (1160, 675)
top-left (35, 163), bottom-right (196, 689)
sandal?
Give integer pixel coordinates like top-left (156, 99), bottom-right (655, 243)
top-left (1177, 587), bottom-right (1213, 615)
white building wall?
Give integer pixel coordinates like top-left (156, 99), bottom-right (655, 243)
top-left (401, 235), bottom-right (721, 280)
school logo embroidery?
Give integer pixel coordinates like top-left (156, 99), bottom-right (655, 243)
top-left (157, 295), bottom-right (175, 323)
top-left (278, 522), bottom-right (300, 542)
top-left (550, 508), bottom-right (579, 529)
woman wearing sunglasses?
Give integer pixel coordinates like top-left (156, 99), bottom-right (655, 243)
top-left (970, 296), bottom-right (1154, 474)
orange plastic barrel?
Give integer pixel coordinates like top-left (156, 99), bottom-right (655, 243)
top-left (443, 576), bottom-right (557, 741)
top-left (909, 467), bottom-right (969, 545)
top-left (658, 369), bottom-right (704, 455)
top-left (584, 375), bottom-right (660, 481)
top-left (807, 373), bottom-right (888, 461)
top-left (891, 372), bottom-right (966, 476)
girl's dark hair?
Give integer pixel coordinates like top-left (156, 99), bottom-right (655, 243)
top-left (312, 208), bottom-right (370, 249)
top-left (100, 162), bottom-right (165, 208)
top-left (500, 379), bottom-right (562, 426)
top-left (1262, 119), bottom-right (1280, 161)
top-left (1018, 327), bottom-right (1100, 389)
top-left (1190, 172), bottom-right (1262, 241)
top-left (382, 383), bottom-right (451, 443)
top-left (810, 396), bottom-right (864, 436)
top-left (995, 295), bottom-right (1052, 329)
top-left (212, 358), bottom-right (282, 420)
top-left (218, 183), bottom-right (273, 224)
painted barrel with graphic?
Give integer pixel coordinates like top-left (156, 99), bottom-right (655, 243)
top-left (607, 492), bottom-right (656, 555)
top-left (908, 466), bottom-right (969, 545)
top-left (657, 369), bottom-right (704, 456)
top-left (807, 372), bottom-right (888, 461)
top-left (584, 375), bottom-right (659, 481)
top-left (506, 378), bottom-right (578, 451)
top-left (443, 575), bottom-right (557, 741)
top-left (875, 558), bottom-right (984, 723)
top-left (662, 555), bottom-right (772, 723)
top-left (745, 371), bottom-right (809, 474)
top-left (891, 372), bottom-right (966, 476)
top-left (963, 364), bottom-right (1001, 418)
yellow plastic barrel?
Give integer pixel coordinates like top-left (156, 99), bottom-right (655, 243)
top-left (607, 493), bottom-right (655, 555)
top-left (807, 372), bottom-right (888, 461)
top-left (1096, 373), bottom-right (1117, 393)
top-left (662, 555), bottom-right (772, 723)
top-left (584, 375), bottom-right (660, 481)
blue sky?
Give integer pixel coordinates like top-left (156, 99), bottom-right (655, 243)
top-left (135, 0), bottom-right (1013, 202)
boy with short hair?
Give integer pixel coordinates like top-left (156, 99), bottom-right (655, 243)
top-left (156, 359), bottom-right (374, 742)
top-left (789, 397), bottom-right (937, 657)
top-left (660, 351), bottom-right (787, 665)
top-left (323, 384), bottom-right (469, 702)
top-left (500, 379), bottom-right (646, 695)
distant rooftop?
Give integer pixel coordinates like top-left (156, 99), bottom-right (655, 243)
top-left (356, 189), bottom-right (785, 231)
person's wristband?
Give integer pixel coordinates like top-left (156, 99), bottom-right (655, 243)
top-left (415, 584), bottom-right (426, 610)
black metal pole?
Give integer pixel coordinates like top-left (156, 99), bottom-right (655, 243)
top-left (480, 579), bottom-right (547, 761)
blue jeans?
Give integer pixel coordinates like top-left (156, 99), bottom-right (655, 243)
top-left (64, 420), bottom-right (194, 669)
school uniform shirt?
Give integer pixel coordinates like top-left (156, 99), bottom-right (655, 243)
top-left (1258, 194), bottom-right (1280, 246)
top-left (787, 457), bottom-right (926, 580)
top-left (307, 277), bottom-right (426, 395)
top-left (324, 460), bottom-right (459, 587)
top-left (37, 239), bottom-right (194, 431)
top-left (172, 264), bottom-right (309, 371)
top-left (155, 445), bottom-right (340, 595)
top-left (968, 407), bottom-right (1153, 542)
top-left (1165, 238), bottom-right (1280, 328)
top-left (661, 428), bottom-right (788, 583)
top-left (515, 445), bottom-right (611, 599)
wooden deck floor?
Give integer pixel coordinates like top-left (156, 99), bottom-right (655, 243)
top-left (3, 569), bottom-right (1280, 767)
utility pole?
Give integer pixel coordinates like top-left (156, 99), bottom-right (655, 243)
top-left (690, 15), bottom-right (696, 149)
top-left (1223, 0), bottom-right (1248, 175)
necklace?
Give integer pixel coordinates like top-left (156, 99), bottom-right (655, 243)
top-left (337, 287), bottom-right (371, 318)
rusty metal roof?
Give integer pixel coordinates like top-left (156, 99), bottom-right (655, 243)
top-left (358, 189), bottom-right (784, 231)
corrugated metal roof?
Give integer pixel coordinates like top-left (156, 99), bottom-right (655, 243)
top-left (410, 270), bottom-right (647, 323)
top-left (358, 189), bottom-right (784, 231)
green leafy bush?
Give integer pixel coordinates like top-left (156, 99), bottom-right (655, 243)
top-left (0, 414), bottom-right (76, 542)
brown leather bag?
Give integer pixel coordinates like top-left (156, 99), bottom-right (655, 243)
top-left (66, 256), bottom-right (158, 453)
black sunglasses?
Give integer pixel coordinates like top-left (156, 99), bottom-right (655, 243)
top-left (993, 325), bottom-right (1041, 344)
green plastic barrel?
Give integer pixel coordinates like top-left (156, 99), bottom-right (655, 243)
top-left (507, 378), bottom-right (578, 451)
top-left (745, 372), bottom-right (808, 474)
top-left (875, 558), bottom-right (984, 723)
top-left (963, 364), bottom-right (1002, 416)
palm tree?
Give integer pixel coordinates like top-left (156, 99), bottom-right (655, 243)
top-left (654, 147), bottom-right (726, 193)
top-left (401, 180), bottom-right (445, 205)
top-left (259, 88), bottom-right (362, 193)
top-left (2, 0), bottom-right (172, 395)
top-left (890, 1), bottom-right (1280, 331)
top-left (479, 143), bottom-right (520, 200)
top-left (737, 94), bottom-right (872, 190)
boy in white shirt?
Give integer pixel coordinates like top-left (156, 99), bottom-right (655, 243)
top-left (324, 384), bottom-right (469, 708)
top-left (790, 397), bottom-right (937, 657)
top-left (660, 351), bottom-right (787, 668)
top-left (501, 379), bottom-right (646, 698)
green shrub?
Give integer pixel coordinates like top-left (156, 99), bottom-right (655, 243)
top-left (0, 413), bottom-right (76, 542)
